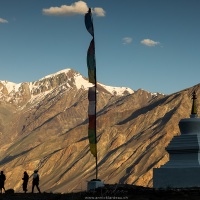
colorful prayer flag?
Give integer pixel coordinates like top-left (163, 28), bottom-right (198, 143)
top-left (88, 129), bottom-right (97, 156)
top-left (88, 87), bottom-right (96, 101)
top-left (85, 8), bottom-right (94, 37)
top-left (88, 101), bottom-right (95, 115)
top-left (87, 39), bottom-right (96, 84)
top-left (85, 8), bottom-right (97, 158)
top-left (88, 115), bottom-right (96, 129)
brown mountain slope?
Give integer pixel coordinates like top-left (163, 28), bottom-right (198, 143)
top-left (0, 70), bottom-right (199, 193)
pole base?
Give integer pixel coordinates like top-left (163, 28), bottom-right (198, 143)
top-left (87, 179), bottom-right (104, 191)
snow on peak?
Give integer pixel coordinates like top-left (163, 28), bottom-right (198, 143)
top-left (38, 68), bottom-right (94, 90)
top-left (0, 80), bottom-right (22, 93)
top-left (40, 68), bottom-right (72, 80)
top-left (0, 68), bottom-right (135, 107)
top-left (98, 83), bottom-right (134, 96)
top-left (139, 88), bottom-right (165, 97)
top-left (74, 73), bottom-right (93, 90)
top-left (73, 74), bottom-right (134, 96)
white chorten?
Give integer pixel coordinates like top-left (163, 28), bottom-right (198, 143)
top-left (153, 91), bottom-right (200, 188)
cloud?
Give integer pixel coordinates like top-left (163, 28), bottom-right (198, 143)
top-left (141, 39), bottom-right (160, 47)
top-left (43, 1), bottom-right (105, 17)
top-left (122, 37), bottom-right (133, 45)
top-left (0, 18), bottom-right (8, 23)
top-left (93, 7), bottom-right (105, 17)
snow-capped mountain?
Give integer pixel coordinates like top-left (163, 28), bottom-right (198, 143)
top-left (0, 69), bottom-right (134, 107)
top-left (2, 67), bottom-right (191, 193)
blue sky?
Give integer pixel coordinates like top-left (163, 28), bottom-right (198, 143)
top-left (0, 0), bottom-right (200, 94)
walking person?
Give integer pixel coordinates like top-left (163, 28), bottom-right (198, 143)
top-left (0, 171), bottom-right (6, 193)
top-left (22, 171), bottom-right (29, 193)
top-left (31, 170), bottom-right (41, 193)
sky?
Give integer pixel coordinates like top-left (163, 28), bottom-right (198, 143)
top-left (0, 0), bottom-right (200, 94)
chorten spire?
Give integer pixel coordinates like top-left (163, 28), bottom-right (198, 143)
top-left (191, 91), bottom-right (198, 118)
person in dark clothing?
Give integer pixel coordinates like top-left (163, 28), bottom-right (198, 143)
top-left (31, 170), bottom-right (41, 193)
top-left (22, 171), bottom-right (29, 193)
top-left (0, 171), bottom-right (6, 193)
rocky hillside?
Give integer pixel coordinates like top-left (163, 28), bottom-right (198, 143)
top-left (0, 68), bottom-right (198, 193)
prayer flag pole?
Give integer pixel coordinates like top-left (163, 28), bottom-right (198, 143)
top-left (85, 8), bottom-right (98, 179)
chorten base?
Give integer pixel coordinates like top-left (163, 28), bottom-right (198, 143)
top-left (87, 179), bottom-right (104, 191)
top-left (153, 167), bottom-right (200, 188)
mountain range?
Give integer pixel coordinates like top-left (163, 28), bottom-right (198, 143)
top-left (0, 68), bottom-right (198, 193)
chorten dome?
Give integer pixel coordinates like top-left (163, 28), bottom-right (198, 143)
top-left (179, 91), bottom-right (200, 135)
top-left (153, 90), bottom-right (200, 188)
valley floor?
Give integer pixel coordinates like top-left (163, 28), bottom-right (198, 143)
top-left (78, 184), bottom-right (200, 200)
top-left (1, 185), bottom-right (200, 200)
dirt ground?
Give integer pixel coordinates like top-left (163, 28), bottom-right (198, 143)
top-left (1, 185), bottom-right (200, 200)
